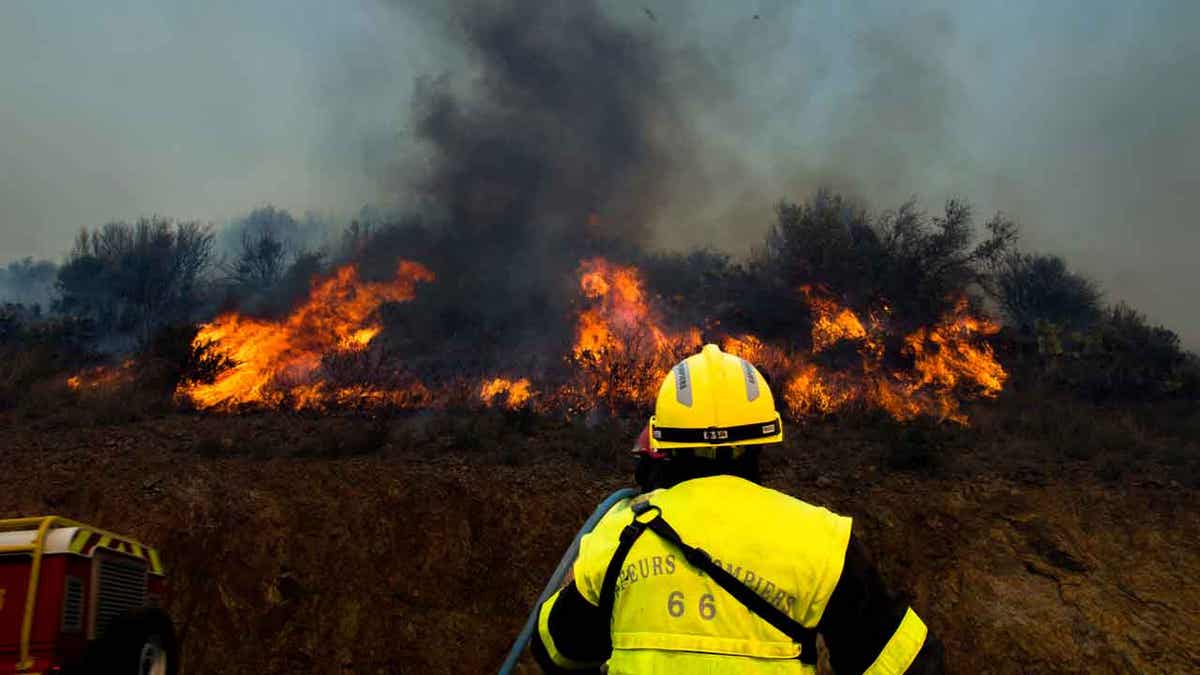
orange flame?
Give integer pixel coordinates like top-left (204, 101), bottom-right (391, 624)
top-left (66, 360), bottom-right (135, 391)
top-left (898, 299), bottom-right (1006, 420)
top-left (480, 377), bottom-right (534, 409)
top-left (783, 365), bottom-right (857, 416)
top-left (161, 253), bottom-right (1006, 424)
top-left (574, 257), bottom-right (673, 357)
top-left (726, 289), bottom-right (1005, 424)
top-left (568, 258), bottom-right (701, 409)
top-left (177, 261), bottom-right (434, 409)
top-left (803, 285), bottom-right (868, 353)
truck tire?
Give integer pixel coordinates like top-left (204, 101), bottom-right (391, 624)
top-left (86, 608), bottom-right (179, 675)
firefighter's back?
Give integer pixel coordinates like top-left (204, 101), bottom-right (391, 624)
top-left (574, 474), bottom-right (852, 674)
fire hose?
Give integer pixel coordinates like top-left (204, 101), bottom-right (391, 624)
top-left (498, 487), bottom-right (639, 675)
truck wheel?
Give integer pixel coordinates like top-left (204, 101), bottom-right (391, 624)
top-left (88, 608), bottom-right (179, 675)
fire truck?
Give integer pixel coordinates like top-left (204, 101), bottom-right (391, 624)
top-left (0, 516), bottom-right (177, 674)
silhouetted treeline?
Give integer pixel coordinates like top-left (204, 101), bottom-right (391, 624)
top-left (1, 191), bottom-right (1196, 408)
top-left (54, 217), bottom-right (215, 343)
top-left (0, 257), bottom-right (57, 311)
top-left (216, 206), bottom-right (333, 317)
top-left (997, 252), bottom-right (1103, 332)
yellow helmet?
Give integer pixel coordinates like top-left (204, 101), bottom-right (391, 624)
top-left (649, 343), bottom-right (783, 453)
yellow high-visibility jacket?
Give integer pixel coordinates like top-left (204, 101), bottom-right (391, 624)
top-left (533, 475), bottom-right (939, 674)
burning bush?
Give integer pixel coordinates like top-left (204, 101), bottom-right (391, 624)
top-left (754, 191), bottom-right (1017, 333)
top-left (41, 187), bottom-right (1190, 427)
top-left (169, 243), bottom-right (1009, 426)
top-left (565, 257), bottom-right (702, 415)
top-left (177, 261), bottom-right (435, 409)
top-left (480, 377), bottom-right (535, 410)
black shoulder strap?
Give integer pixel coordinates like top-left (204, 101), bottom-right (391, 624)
top-left (597, 505), bottom-right (650, 624)
top-left (597, 500), bottom-right (819, 665)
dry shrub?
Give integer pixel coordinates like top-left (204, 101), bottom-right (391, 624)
top-left (0, 311), bottom-right (94, 410)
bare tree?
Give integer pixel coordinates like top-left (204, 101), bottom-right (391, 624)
top-left (55, 217), bottom-right (215, 341)
top-left (234, 226), bottom-right (287, 292)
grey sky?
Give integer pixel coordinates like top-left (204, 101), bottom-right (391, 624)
top-left (1, 1), bottom-right (1197, 346)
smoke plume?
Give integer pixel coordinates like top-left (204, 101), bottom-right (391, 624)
top-left (0, 1), bottom-right (1196, 347)
top-left (354, 0), bottom-right (715, 371)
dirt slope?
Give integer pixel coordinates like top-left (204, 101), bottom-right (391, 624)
top-left (1, 413), bottom-right (1197, 674)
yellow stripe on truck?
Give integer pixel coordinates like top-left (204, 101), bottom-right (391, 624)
top-left (147, 548), bottom-right (164, 575)
top-left (68, 529), bottom-right (93, 554)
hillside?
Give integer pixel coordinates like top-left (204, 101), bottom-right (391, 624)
top-left (2, 403), bottom-right (1197, 674)
top-left (3, 2), bottom-right (1198, 673)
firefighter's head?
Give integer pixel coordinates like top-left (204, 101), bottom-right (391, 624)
top-left (634, 344), bottom-right (782, 490)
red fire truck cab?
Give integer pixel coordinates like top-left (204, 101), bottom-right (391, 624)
top-left (0, 516), bottom-right (177, 674)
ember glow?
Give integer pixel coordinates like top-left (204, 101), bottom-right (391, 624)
top-left (169, 254), bottom-right (1006, 423)
top-left (67, 360), bottom-right (135, 391)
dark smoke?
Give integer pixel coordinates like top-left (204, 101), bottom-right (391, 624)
top-left (362, 0), bottom-right (704, 372)
top-left (0, 258), bottom-right (57, 311)
top-left (414, 2), bottom-right (673, 239)
top-left (2, 2), bottom-right (1197, 347)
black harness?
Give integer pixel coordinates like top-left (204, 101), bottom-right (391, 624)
top-left (596, 500), bottom-right (819, 665)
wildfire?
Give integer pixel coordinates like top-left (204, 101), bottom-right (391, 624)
top-left (802, 285), bottom-right (869, 353)
top-left (783, 365), bottom-right (857, 416)
top-left (177, 261), bottom-right (434, 409)
top-left (568, 258), bottom-right (701, 409)
top-left (160, 252), bottom-right (1006, 424)
top-left (724, 288), bottom-right (1006, 423)
top-left (905, 300), bottom-right (1006, 394)
top-left (574, 257), bottom-right (673, 357)
top-left (480, 377), bottom-right (535, 409)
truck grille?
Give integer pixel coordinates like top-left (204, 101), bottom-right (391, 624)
top-left (95, 557), bottom-right (148, 638)
top-left (61, 576), bottom-right (84, 632)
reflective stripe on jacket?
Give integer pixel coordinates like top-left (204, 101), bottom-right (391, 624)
top-left (534, 475), bottom-right (938, 674)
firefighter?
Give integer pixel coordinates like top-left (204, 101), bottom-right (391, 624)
top-left (533, 344), bottom-right (943, 674)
